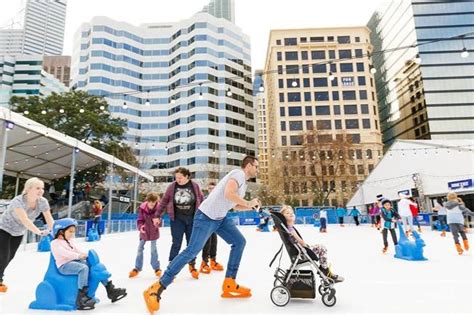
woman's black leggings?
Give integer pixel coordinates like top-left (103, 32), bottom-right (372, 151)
top-left (0, 229), bottom-right (24, 282)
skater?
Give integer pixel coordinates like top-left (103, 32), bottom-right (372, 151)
top-left (51, 218), bottom-right (127, 310)
top-left (91, 200), bottom-right (103, 238)
top-left (336, 205), bottom-right (346, 227)
top-left (0, 177), bottom-right (54, 293)
top-left (143, 156), bottom-right (260, 313)
top-left (320, 208), bottom-right (327, 232)
top-left (409, 197), bottom-right (422, 233)
top-left (129, 192), bottom-right (162, 278)
top-left (156, 167), bottom-right (204, 279)
top-left (380, 199), bottom-right (401, 253)
top-left (200, 182), bottom-right (224, 274)
top-left (433, 198), bottom-right (448, 236)
top-left (256, 208), bottom-right (270, 231)
top-left (397, 193), bottom-right (416, 235)
top-left (281, 205), bottom-right (344, 282)
top-left (350, 206), bottom-right (361, 226)
top-left (445, 192), bottom-right (473, 255)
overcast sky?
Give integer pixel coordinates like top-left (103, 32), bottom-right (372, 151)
top-left (1, 0), bottom-right (388, 69)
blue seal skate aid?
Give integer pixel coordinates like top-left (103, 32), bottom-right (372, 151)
top-left (394, 223), bottom-right (427, 261)
top-left (37, 235), bottom-right (52, 252)
top-left (29, 250), bottom-right (111, 311)
top-left (86, 227), bottom-right (100, 242)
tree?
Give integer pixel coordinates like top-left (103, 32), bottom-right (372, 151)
top-left (267, 130), bottom-right (359, 207)
top-left (9, 91), bottom-right (138, 191)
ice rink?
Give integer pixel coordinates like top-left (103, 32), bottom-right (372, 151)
top-left (0, 224), bottom-right (472, 314)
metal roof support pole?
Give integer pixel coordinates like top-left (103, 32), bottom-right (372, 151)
top-left (67, 148), bottom-right (77, 217)
top-left (133, 173), bottom-right (139, 213)
top-left (14, 173), bottom-right (20, 196)
top-left (0, 125), bottom-right (9, 193)
top-left (107, 163), bottom-right (114, 234)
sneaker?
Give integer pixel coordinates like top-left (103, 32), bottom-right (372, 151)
top-left (128, 268), bottom-right (139, 278)
top-left (155, 269), bottom-right (162, 277)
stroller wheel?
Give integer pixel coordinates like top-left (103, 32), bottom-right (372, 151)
top-left (318, 284), bottom-right (329, 295)
top-left (270, 286), bottom-right (290, 307)
top-left (321, 291), bottom-right (337, 307)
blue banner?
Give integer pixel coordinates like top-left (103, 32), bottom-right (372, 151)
top-left (448, 179), bottom-right (473, 190)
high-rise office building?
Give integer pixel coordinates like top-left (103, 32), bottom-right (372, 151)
top-left (72, 13), bottom-right (255, 187)
top-left (263, 27), bottom-right (383, 206)
top-left (253, 70), bottom-right (269, 184)
top-left (0, 55), bottom-right (68, 108)
top-left (43, 56), bottom-right (71, 86)
top-left (201, 0), bottom-right (235, 23)
top-left (368, 0), bottom-right (474, 145)
top-left (0, 0), bottom-right (67, 56)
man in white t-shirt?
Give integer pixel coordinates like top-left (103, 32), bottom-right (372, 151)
top-left (144, 156), bottom-right (261, 313)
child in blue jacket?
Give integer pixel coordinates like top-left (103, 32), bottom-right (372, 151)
top-left (380, 199), bottom-right (401, 253)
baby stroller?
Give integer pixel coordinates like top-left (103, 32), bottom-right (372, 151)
top-left (268, 211), bottom-right (339, 307)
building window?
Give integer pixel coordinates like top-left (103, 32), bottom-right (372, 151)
top-left (303, 78), bottom-right (310, 87)
top-left (280, 107), bottom-right (285, 116)
top-left (301, 51), bottom-right (308, 60)
top-left (337, 36), bottom-right (351, 44)
top-left (312, 64), bottom-right (326, 73)
top-left (289, 121), bottom-right (303, 131)
top-left (279, 93), bottom-right (285, 102)
top-left (315, 106), bottom-right (330, 115)
top-left (277, 52), bottom-right (282, 61)
top-left (362, 119), bottom-right (371, 129)
top-left (284, 38), bottom-right (297, 46)
top-left (316, 120), bottom-right (332, 130)
top-left (334, 105), bottom-right (341, 115)
top-left (302, 65), bottom-right (310, 74)
top-left (342, 91), bottom-right (356, 100)
top-left (355, 49), bottom-right (363, 57)
top-left (344, 105), bottom-right (358, 114)
top-left (358, 76), bottom-right (366, 86)
top-left (281, 136), bottom-right (287, 145)
top-left (356, 62), bottom-right (364, 71)
top-left (306, 121), bottom-right (314, 130)
top-left (313, 78), bottom-right (328, 87)
top-left (355, 36), bottom-right (360, 43)
top-left (361, 104), bottom-right (369, 114)
top-left (340, 63), bottom-right (354, 72)
top-left (315, 92), bottom-right (329, 101)
top-left (278, 65), bottom-right (283, 74)
top-left (360, 90), bottom-right (368, 100)
top-left (335, 120), bottom-right (342, 129)
top-left (305, 106), bottom-right (312, 115)
top-left (311, 50), bottom-right (326, 59)
top-left (290, 135), bottom-right (304, 145)
top-left (332, 91), bottom-right (339, 101)
top-left (285, 51), bottom-right (298, 60)
top-left (357, 165), bottom-right (364, 175)
top-left (366, 149), bottom-right (373, 159)
top-left (327, 36), bottom-right (334, 42)
top-left (339, 49), bottom-right (352, 59)
top-left (276, 39), bottom-right (281, 45)
top-left (300, 37), bottom-right (307, 43)
top-left (286, 78), bottom-right (299, 88)
top-left (310, 36), bottom-right (325, 42)
top-left (304, 92), bottom-right (311, 101)
top-left (286, 65), bottom-right (299, 74)
top-left (288, 92), bottom-right (301, 102)
top-left (345, 119), bottom-right (359, 129)
top-left (328, 50), bottom-right (336, 59)
top-left (278, 79), bottom-right (284, 88)
top-left (288, 106), bottom-right (302, 116)
top-left (281, 121), bottom-right (286, 131)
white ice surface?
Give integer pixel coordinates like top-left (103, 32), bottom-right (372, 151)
top-left (0, 225), bottom-right (472, 315)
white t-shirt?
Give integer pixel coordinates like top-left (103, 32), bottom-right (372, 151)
top-left (320, 210), bottom-right (327, 219)
top-left (199, 169), bottom-right (247, 220)
top-left (398, 198), bottom-right (415, 217)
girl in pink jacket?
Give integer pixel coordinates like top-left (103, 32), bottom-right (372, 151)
top-left (51, 218), bottom-right (126, 310)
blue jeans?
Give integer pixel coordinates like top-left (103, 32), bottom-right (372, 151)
top-left (169, 214), bottom-right (195, 264)
top-left (160, 210), bottom-right (246, 288)
top-left (135, 239), bottom-right (160, 271)
top-left (58, 260), bottom-right (108, 289)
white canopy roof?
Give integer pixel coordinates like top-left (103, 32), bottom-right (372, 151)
top-left (347, 139), bottom-right (474, 207)
top-left (0, 107), bottom-right (153, 182)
